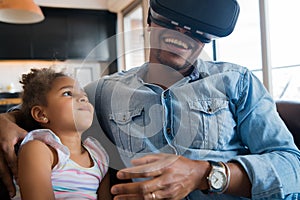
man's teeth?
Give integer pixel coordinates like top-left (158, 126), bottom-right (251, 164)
top-left (164, 38), bottom-right (189, 49)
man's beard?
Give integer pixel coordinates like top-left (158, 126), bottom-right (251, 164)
top-left (155, 48), bottom-right (194, 74)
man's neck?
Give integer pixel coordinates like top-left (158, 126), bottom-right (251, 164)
top-left (145, 63), bottom-right (194, 89)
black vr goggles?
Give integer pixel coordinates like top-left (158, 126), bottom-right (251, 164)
top-left (147, 0), bottom-right (240, 43)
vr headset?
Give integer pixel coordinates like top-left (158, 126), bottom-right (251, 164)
top-left (147, 0), bottom-right (240, 43)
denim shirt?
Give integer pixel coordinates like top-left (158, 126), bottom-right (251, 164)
top-left (85, 60), bottom-right (300, 200)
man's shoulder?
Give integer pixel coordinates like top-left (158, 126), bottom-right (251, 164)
top-left (99, 65), bottom-right (145, 87)
top-left (84, 69), bottom-right (134, 90)
top-left (200, 60), bottom-right (248, 74)
top-left (107, 66), bottom-right (143, 79)
top-left (84, 65), bottom-right (144, 99)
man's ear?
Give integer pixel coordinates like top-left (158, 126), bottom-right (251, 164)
top-left (31, 106), bottom-right (48, 124)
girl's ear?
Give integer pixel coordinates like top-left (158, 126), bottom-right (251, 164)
top-left (31, 106), bottom-right (48, 124)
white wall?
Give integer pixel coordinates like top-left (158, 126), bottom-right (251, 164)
top-left (0, 60), bottom-right (104, 93)
top-left (35, 0), bottom-right (108, 10)
top-left (35, 0), bottom-right (138, 12)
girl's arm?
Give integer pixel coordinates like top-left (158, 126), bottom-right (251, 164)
top-left (97, 172), bottom-right (112, 200)
top-left (18, 140), bottom-right (56, 200)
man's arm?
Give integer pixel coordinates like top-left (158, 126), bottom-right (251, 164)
top-left (0, 111), bottom-right (27, 197)
top-left (97, 173), bottom-right (112, 200)
top-left (110, 154), bottom-right (251, 200)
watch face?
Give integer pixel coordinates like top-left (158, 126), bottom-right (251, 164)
top-left (211, 171), bottom-right (226, 190)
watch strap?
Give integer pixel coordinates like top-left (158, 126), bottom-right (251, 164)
top-left (219, 162), bottom-right (231, 194)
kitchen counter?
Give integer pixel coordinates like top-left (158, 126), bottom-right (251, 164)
top-left (0, 92), bottom-right (21, 113)
top-left (0, 98), bottom-right (22, 106)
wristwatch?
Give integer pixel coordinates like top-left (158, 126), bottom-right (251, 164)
top-left (207, 160), bottom-right (229, 194)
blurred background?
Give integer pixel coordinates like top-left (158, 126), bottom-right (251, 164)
top-left (0, 0), bottom-right (299, 113)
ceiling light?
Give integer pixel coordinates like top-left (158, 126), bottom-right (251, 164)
top-left (0, 0), bottom-right (44, 24)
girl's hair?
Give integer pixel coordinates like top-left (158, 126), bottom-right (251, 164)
top-left (19, 68), bottom-right (66, 130)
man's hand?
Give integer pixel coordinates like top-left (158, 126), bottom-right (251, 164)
top-left (111, 153), bottom-right (210, 200)
top-left (0, 111), bottom-right (27, 197)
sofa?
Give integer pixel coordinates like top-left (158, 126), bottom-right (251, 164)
top-left (0, 101), bottom-right (299, 199)
top-left (276, 100), bottom-right (300, 149)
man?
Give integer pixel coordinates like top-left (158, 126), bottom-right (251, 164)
top-left (0, 0), bottom-right (300, 199)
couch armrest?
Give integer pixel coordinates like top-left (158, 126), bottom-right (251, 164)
top-left (276, 100), bottom-right (300, 148)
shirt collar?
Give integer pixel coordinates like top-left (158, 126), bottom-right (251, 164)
top-left (137, 61), bottom-right (209, 83)
top-left (188, 61), bottom-right (209, 82)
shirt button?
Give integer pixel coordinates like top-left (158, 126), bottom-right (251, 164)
top-left (207, 106), bottom-right (212, 113)
top-left (167, 128), bottom-right (171, 134)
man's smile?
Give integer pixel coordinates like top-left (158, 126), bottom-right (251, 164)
top-left (163, 37), bottom-right (190, 50)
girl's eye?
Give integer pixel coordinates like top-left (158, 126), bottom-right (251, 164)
top-left (62, 91), bottom-right (72, 96)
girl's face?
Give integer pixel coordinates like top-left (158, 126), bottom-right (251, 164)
top-left (40, 76), bottom-right (94, 134)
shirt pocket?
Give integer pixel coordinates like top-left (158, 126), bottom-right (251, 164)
top-left (109, 107), bottom-right (146, 157)
top-left (188, 98), bottom-right (234, 149)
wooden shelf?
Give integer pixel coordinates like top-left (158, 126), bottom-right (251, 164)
top-left (0, 98), bottom-right (22, 106)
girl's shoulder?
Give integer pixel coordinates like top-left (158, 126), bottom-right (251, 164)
top-left (19, 129), bottom-right (56, 154)
top-left (83, 137), bottom-right (109, 173)
top-left (19, 138), bottom-right (51, 153)
top-left (18, 135), bottom-right (55, 169)
top-left (20, 129), bottom-right (69, 154)
top-left (19, 129), bottom-right (69, 166)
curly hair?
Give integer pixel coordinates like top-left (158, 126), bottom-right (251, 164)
top-left (19, 68), bottom-right (66, 130)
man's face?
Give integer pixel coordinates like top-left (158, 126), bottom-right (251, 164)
top-left (149, 22), bottom-right (205, 73)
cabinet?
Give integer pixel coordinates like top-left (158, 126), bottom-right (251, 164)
top-left (0, 7), bottom-right (116, 61)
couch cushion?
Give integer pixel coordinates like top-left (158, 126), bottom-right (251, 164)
top-left (276, 101), bottom-right (300, 148)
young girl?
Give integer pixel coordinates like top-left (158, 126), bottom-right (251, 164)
top-left (16, 68), bottom-right (111, 200)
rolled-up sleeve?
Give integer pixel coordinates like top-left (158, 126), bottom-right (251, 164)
top-left (232, 70), bottom-right (300, 199)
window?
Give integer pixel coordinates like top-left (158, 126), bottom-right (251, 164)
top-left (211, 0), bottom-right (300, 101)
top-left (213, 0), bottom-right (262, 79)
top-left (123, 3), bottom-right (145, 70)
top-left (268, 0), bottom-right (300, 100)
